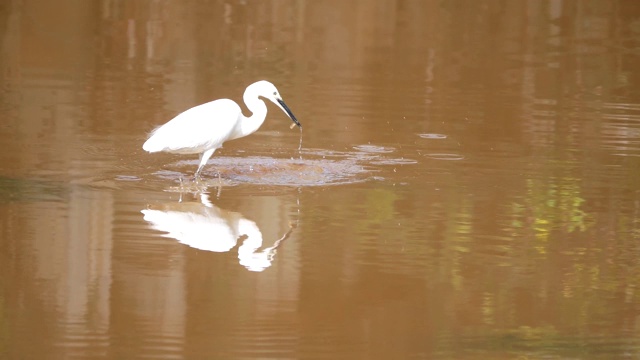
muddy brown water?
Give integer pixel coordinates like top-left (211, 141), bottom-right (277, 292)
top-left (1, 1), bottom-right (640, 359)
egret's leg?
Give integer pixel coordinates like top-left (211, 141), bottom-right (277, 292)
top-left (195, 149), bottom-right (215, 179)
top-left (216, 183), bottom-right (222, 198)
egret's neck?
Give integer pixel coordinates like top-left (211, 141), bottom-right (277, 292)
top-left (240, 90), bottom-right (268, 137)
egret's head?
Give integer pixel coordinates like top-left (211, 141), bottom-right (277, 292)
top-left (254, 80), bottom-right (302, 128)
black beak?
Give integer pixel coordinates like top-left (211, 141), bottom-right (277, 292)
top-left (277, 98), bottom-right (302, 128)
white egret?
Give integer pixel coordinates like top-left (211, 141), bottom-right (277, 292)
top-left (142, 80), bottom-right (301, 178)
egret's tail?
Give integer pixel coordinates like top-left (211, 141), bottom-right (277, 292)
top-left (142, 129), bottom-right (164, 152)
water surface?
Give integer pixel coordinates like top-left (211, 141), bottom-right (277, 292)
top-left (1, 1), bottom-right (640, 359)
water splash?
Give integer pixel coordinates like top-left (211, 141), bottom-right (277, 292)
top-left (150, 145), bottom-right (418, 187)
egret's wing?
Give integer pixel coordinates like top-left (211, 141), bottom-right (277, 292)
top-left (143, 99), bottom-right (242, 154)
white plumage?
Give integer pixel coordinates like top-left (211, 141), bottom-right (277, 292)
top-left (142, 80), bottom-right (301, 178)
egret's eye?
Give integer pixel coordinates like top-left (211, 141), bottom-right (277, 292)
top-left (273, 92), bottom-right (277, 96)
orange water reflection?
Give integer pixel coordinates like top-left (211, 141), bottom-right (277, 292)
top-left (1, 0), bottom-right (640, 359)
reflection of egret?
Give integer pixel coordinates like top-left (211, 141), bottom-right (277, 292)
top-left (142, 81), bottom-right (302, 178)
top-left (141, 194), bottom-right (293, 272)
top-left (238, 226), bottom-right (292, 271)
